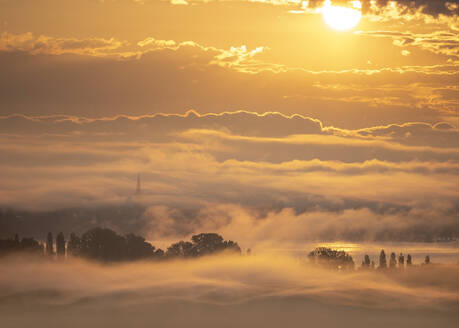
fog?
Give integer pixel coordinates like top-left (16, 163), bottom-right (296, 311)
top-left (0, 254), bottom-right (458, 328)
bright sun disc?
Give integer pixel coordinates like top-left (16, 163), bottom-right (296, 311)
top-left (322, 2), bottom-right (362, 31)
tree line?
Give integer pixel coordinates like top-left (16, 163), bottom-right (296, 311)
top-left (365, 249), bottom-right (431, 269)
top-left (308, 247), bottom-right (432, 271)
top-left (0, 227), bottom-right (241, 261)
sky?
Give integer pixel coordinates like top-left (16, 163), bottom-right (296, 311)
top-left (0, 0), bottom-right (458, 244)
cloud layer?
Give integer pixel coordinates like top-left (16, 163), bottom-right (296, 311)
top-left (0, 111), bottom-right (457, 243)
top-left (0, 255), bottom-right (458, 328)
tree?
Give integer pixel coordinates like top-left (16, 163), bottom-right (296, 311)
top-left (165, 233), bottom-right (241, 259)
top-left (67, 233), bottom-right (81, 257)
top-left (166, 240), bottom-right (193, 258)
top-left (125, 233), bottom-right (155, 260)
top-left (0, 235), bottom-right (43, 256)
top-left (363, 254), bottom-right (371, 268)
top-left (308, 247), bottom-right (354, 270)
top-left (398, 253), bottom-right (404, 268)
top-left (20, 237), bottom-right (43, 254)
top-left (190, 233), bottom-right (225, 257)
top-left (424, 255), bottom-right (430, 265)
top-left (406, 254), bottom-right (412, 266)
top-left (80, 228), bottom-right (127, 262)
top-left (154, 248), bottom-right (165, 257)
top-left (190, 233), bottom-right (241, 257)
top-left (378, 249), bottom-right (387, 269)
top-left (46, 232), bottom-right (54, 256)
top-left (56, 232), bottom-right (66, 257)
top-left (389, 252), bottom-right (397, 269)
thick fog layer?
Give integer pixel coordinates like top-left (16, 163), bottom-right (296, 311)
top-left (1, 255), bottom-right (458, 328)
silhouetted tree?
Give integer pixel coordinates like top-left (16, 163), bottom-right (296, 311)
top-left (80, 228), bottom-right (127, 262)
top-left (1, 228), bottom-right (242, 263)
top-left (389, 252), bottom-right (397, 269)
top-left (379, 249), bottom-right (387, 269)
top-left (166, 240), bottom-right (193, 258)
top-left (190, 233), bottom-right (225, 256)
top-left (20, 237), bottom-right (43, 254)
top-left (424, 255), bottom-right (430, 265)
top-left (154, 248), bottom-right (165, 257)
top-left (308, 247), bottom-right (354, 270)
top-left (406, 254), bottom-right (412, 266)
top-left (398, 253), bottom-right (404, 268)
top-left (67, 233), bottom-right (81, 257)
top-left (363, 254), bottom-right (371, 268)
top-left (46, 232), bottom-right (54, 256)
top-left (125, 233), bottom-right (156, 260)
top-left (190, 233), bottom-right (241, 257)
top-left (56, 232), bottom-right (65, 257)
top-left (0, 234), bottom-right (43, 256)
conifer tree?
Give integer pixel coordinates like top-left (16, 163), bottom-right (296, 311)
top-left (46, 232), bottom-right (54, 256)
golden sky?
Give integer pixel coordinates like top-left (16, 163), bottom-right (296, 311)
top-left (0, 0), bottom-right (457, 127)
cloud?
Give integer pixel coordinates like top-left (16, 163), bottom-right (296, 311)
top-left (162, 0), bottom-right (459, 19)
top-left (0, 110), bottom-right (457, 242)
top-left (142, 204), bottom-right (459, 243)
top-left (0, 46), bottom-right (457, 127)
top-left (0, 32), bottom-right (133, 58)
top-left (355, 30), bottom-right (459, 59)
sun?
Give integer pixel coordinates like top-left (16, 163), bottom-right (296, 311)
top-left (321, 1), bottom-right (362, 31)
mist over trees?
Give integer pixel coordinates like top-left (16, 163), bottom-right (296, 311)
top-left (0, 228), bottom-right (241, 262)
top-left (1, 204), bottom-right (457, 244)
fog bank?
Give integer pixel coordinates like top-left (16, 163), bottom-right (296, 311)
top-left (1, 255), bottom-right (458, 328)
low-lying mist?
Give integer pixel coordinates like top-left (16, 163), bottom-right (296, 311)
top-left (1, 254), bottom-right (458, 328)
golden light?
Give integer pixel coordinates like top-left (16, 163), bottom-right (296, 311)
top-left (321, 1), bottom-right (362, 31)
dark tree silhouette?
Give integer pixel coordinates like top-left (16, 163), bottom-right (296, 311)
top-left (67, 233), bottom-right (81, 257)
top-left (190, 233), bottom-right (225, 256)
top-left (166, 233), bottom-right (241, 258)
top-left (80, 228), bottom-right (127, 262)
top-left (56, 232), bottom-right (65, 257)
top-left (398, 253), bottom-right (404, 267)
top-left (389, 252), bottom-right (397, 269)
top-left (407, 254), bottom-right (412, 266)
top-left (0, 234), bottom-right (43, 256)
top-left (363, 254), bottom-right (371, 268)
top-left (125, 233), bottom-right (156, 260)
top-left (166, 240), bottom-right (194, 258)
top-left (308, 247), bottom-right (354, 270)
top-left (379, 249), bottom-right (387, 269)
top-left (46, 232), bottom-right (54, 256)
top-left (19, 237), bottom-right (43, 253)
top-left (1, 228), bottom-right (240, 262)
top-left (190, 233), bottom-right (241, 257)
top-left (425, 255), bottom-right (430, 265)
top-left (154, 248), bottom-right (165, 257)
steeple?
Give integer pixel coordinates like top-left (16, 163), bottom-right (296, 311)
top-left (136, 173), bottom-right (141, 195)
